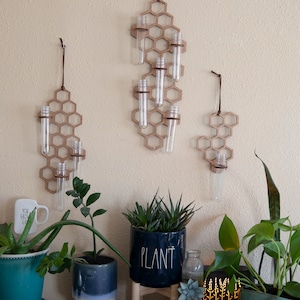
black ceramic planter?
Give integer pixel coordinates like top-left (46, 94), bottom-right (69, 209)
top-left (72, 255), bottom-right (117, 300)
top-left (129, 227), bottom-right (186, 288)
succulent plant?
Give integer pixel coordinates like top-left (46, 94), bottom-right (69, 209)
top-left (178, 279), bottom-right (205, 300)
top-left (123, 190), bottom-right (198, 232)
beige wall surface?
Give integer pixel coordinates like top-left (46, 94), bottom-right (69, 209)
top-left (1, 0), bottom-right (300, 299)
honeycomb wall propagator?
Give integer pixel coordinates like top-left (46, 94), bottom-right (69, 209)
top-left (131, 0), bottom-right (186, 151)
top-left (39, 88), bottom-right (84, 193)
top-left (196, 112), bottom-right (239, 166)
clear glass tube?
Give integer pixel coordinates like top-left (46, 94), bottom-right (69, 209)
top-left (165, 105), bottom-right (179, 152)
top-left (172, 32), bottom-right (182, 82)
top-left (135, 15), bottom-right (147, 65)
top-left (40, 106), bottom-right (50, 155)
top-left (72, 141), bottom-right (83, 179)
top-left (211, 153), bottom-right (227, 201)
top-left (56, 162), bottom-right (66, 211)
top-left (155, 57), bottom-right (165, 106)
top-left (138, 79), bottom-right (148, 128)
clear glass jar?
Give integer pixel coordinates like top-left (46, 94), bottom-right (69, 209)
top-left (182, 250), bottom-right (204, 285)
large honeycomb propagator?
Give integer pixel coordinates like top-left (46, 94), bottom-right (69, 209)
top-left (196, 112), bottom-right (239, 170)
top-left (39, 88), bottom-right (84, 193)
top-left (131, 0), bottom-right (186, 151)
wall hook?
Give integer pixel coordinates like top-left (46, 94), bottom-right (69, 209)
top-left (211, 70), bottom-right (222, 115)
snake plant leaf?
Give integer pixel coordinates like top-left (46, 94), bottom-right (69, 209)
top-left (255, 153), bottom-right (280, 240)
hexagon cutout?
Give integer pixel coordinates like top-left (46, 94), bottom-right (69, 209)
top-left (68, 113), bottom-right (82, 127)
top-left (211, 137), bottom-right (225, 150)
top-left (48, 100), bottom-right (62, 112)
top-left (52, 135), bottom-right (64, 147)
top-left (61, 124), bottom-right (74, 136)
top-left (209, 114), bottom-right (224, 128)
top-left (149, 25), bottom-right (163, 39)
top-left (196, 136), bottom-right (211, 151)
top-left (157, 13), bottom-right (173, 27)
top-left (144, 135), bottom-right (164, 150)
top-left (149, 110), bottom-right (164, 125)
top-left (54, 112), bottom-right (67, 124)
top-left (63, 101), bottom-right (76, 113)
top-left (155, 38), bottom-right (169, 52)
top-left (223, 112), bottom-right (239, 128)
top-left (150, 2), bottom-right (166, 14)
top-left (55, 89), bottom-right (70, 101)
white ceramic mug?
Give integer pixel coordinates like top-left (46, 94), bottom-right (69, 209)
top-left (14, 199), bottom-right (49, 235)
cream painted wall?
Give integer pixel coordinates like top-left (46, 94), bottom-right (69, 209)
top-left (1, 0), bottom-right (300, 299)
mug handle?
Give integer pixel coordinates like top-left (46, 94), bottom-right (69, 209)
top-left (36, 205), bottom-right (49, 225)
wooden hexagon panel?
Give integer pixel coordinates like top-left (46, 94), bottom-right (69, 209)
top-left (39, 88), bottom-right (84, 193)
top-left (196, 112), bottom-right (239, 170)
top-left (131, 0), bottom-right (186, 150)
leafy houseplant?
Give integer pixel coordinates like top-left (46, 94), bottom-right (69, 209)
top-left (0, 177), bottom-right (129, 300)
top-left (123, 191), bottom-right (198, 288)
top-left (207, 157), bottom-right (300, 299)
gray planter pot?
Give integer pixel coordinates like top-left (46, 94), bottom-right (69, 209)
top-left (72, 255), bottom-right (117, 300)
top-left (241, 289), bottom-right (291, 300)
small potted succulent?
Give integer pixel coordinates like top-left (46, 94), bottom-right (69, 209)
top-left (123, 191), bottom-right (198, 288)
top-left (178, 279), bottom-right (205, 300)
top-left (0, 177), bottom-right (129, 300)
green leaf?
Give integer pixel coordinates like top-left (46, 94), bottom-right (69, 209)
top-left (247, 234), bottom-right (268, 253)
top-left (80, 207), bottom-right (90, 217)
top-left (209, 249), bottom-right (241, 272)
top-left (264, 241), bottom-right (285, 259)
top-left (93, 209), bottom-right (106, 217)
top-left (284, 281), bottom-right (300, 298)
top-left (243, 222), bottom-right (274, 242)
top-left (219, 215), bottom-right (240, 250)
top-left (59, 243), bottom-right (69, 258)
top-left (290, 230), bottom-right (300, 263)
top-left (17, 209), bottom-right (36, 245)
top-left (73, 198), bottom-right (82, 208)
top-left (86, 193), bottom-right (100, 206)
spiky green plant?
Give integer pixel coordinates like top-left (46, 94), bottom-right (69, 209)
top-left (123, 191), bottom-right (198, 232)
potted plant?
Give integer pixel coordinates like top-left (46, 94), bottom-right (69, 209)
top-left (123, 191), bottom-right (198, 288)
top-left (207, 156), bottom-right (300, 299)
top-left (0, 177), bottom-right (129, 300)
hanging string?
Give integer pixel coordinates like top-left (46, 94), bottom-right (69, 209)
top-left (59, 38), bottom-right (66, 90)
top-left (211, 70), bottom-right (222, 115)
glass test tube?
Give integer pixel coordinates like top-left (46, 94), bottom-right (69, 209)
top-left (172, 32), bottom-right (183, 82)
top-left (40, 106), bottom-right (50, 155)
top-left (138, 79), bottom-right (148, 128)
top-left (212, 153), bottom-right (227, 201)
top-left (165, 105), bottom-right (179, 152)
top-left (56, 162), bottom-right (67, 211)
top-left (135, 15), bottom-right (147, 65)
top-left (155, 57), bottom-right (166, 107)
top-left (72, 141), bottom-right (83, 179)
